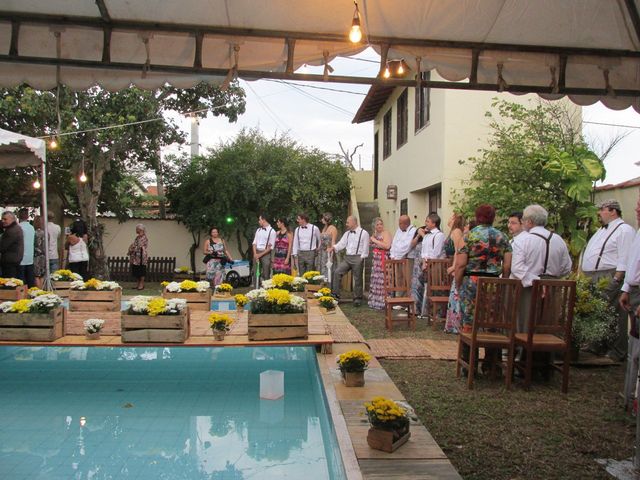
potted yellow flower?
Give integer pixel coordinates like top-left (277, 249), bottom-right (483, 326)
top-left (234, 294), bottom-right (248, 312)
top-left (364, 396), bottom-right (411, 452)
top-left (337, 350), bottom-right (371, 387)
top-left (209, 313), bottom-right (234, 340)
top-left (214, 283), bottom-right (234, 298)
top-left (318, 295), bottom-right (338, 315)
top-left (311, 287), bottom-right (332, 305)
top-left (302, 271), bottom-right (326, 297)
top-left (0, 277), bottom-right (27, 301)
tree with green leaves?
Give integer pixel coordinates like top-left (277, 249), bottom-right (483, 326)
top-left (166, 129), bottom-right (352, 269)
top-left (454, 99), bottom-right (609, 257)
top-left (0, 83), bottom-right (245, 277)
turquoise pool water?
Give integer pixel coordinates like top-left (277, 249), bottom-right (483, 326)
top-left (0, 346), bottom-right (346, 480)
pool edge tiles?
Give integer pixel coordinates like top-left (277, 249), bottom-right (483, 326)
top-left (0, 345), bottom-right (348, 480)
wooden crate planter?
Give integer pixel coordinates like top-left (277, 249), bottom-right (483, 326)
top-left (0, 307), bottom-right (64, 341)
top-left (69, 289), bottom-right (122, 312)
top-left (52, 281), bottom-right (72, 298)
top-left (320, 307), bottom-right (337, 315)
top-left (366, 425), bottom-right (411, 453)
top-left (343, 370), bottom-right (365, 387)
top-left (304, 283), bottom-right (324, 298)
top-left (212, 292), bottom-right (232, 299)
top-left (162, 290), bottom-right (211, 311)
top-left (121, 310), bottom-right (190, 343)
top-left (0, 285), bottom-right (27, 301)
top-left (248, 312), bottom-right (308, 341)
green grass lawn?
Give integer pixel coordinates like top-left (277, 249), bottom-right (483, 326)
top-left (338, 304), bottom-right (634, 479)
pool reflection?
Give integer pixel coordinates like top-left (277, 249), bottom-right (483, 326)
top-left (0, 346), bottom-right (344, 480)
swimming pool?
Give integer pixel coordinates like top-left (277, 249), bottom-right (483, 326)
top-left (0, 346), bottom-right (347, 479)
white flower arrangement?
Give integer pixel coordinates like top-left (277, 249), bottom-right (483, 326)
top-left (174, 266), bottom-right (194, 274)
top-left (69, 279), bottom-right (121, 291)
top-left (0, 301), bottom-right (13, 313)
top-left (196, 281), bottom-right (210, 292)
top-left (312, 275), bottom-right (326, 283)
top-left (30, 294), bottom-right (64, 312)
top-left (290, 295), bottom-right (306, 310)
top-left (84, 318), bottom-right (105, 334)
top-left (163, 280), bottom-right (210, 293)
top-left (261, 279), bottom-right (274, 289)
top-left (246, 288), bottom-right (267, 301)
top-left (292, 277), bottom-right (308, 286)
top-left (0, 277), bottom-right (24, 288)
top-left (164, 281), bottom-right (181, 293)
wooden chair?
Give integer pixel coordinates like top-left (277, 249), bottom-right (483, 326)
top-left (515, 279), bottom-right (576, 393)
top-left (426, 258), bottom-right (453, 330)
top-left (456, 278), bottom-right (521, 389)
top-left (383, 259), bottom-right (416, 332)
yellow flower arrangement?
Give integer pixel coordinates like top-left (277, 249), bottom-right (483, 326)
top-left (302, 271), bottom-right (321, 280)
top-left (179, 280), bottom-right (198, 291)
top-left (364, 396), bottom-right (409, 430)
top-left (10, 299), bottom-right (32, 314)
top-left (234, 294), bottom-right (248, 307)
top-left (28, 287), bottom-right (52, 298)
top-left (271, 273), bottom-right (294, 288)
top-left (147, 297), bottom-right (168, 316)
top-left (161, 281), bottom-right (169, 287)
top-left (265, 288), bottom-right (293, 305)
top-left (337, 350), bottom-right (372, 372)
top-left (208, 313), bottom-right (234, 331)
top-left (54, 269), bottom-right (74, 277)
top-left (216, 283), bottom-right (233, 293)
top-left (85, 278), bottom-right (101, 290)
top-left (177, 266), bottom-right (190, 273)
top-left (317, 287), bottom-right (332, 296)
top-left (319, 295), bottom-right (338, 310)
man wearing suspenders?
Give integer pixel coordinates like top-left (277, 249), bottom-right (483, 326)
top-left (581, 199), bottom-right (635, 361)
top-left (329, 216), bottom-right (370, 306)
top-left (511, 205), bottom-right (572, 333)
top-left (292, 213), bottom-right (321, 276)
top-left (252, 214), bottom-right (275, 283)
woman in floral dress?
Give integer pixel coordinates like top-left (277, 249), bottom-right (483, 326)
top-left (203, 227), bottom-right (233, 288)
top-left (444, 213), bottom-right (465, 333)
top-left (127, 224), bottom-right (149, 290)
top-left (368, 217), bottom-right (391, 309)
top-left (272, 217), bottom-right (293, 274)
top-left (455, 205), bottom-right (511, 372)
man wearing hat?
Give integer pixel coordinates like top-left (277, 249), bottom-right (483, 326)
top-left (581, 198), bottom-right (635, 361)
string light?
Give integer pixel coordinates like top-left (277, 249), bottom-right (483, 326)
top-left (383, 65), bottom-right (391, 79)
top-left (79, 172), bottom-right (87, 183)
top-left (49, 137), bottom-right (58, 149)
top-left (382, 59), bottom-right (409, 79)
top-left (349, 1), bottom-right (363, 43)
top-left (33, 179), bottom-right (41, 189)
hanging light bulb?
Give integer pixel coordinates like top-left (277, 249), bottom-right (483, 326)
top-left (383, 64), bottom-right (391, 79)
top-left (33, 179), bottom-right (41, 189)
top-left (79, 172), bottom-right (87, 183)
top-left (49, 137), bottom-right (58, 149)
top-left (349, 1), bottom-right (363, 43)
top-left (397, 62), bottom-right (405, 75)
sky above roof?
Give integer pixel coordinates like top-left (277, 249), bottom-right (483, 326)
top-left (164, 48), bottom-right (640, 186)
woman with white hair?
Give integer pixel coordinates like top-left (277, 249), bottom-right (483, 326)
top-left (127, 224), bottom-right (148, 290)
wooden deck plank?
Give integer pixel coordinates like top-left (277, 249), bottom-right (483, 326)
top-left (359, 459), bottom-right (462, 479)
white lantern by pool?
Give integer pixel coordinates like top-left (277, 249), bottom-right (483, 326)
top-left (260, 370), bottom-right (284, 400)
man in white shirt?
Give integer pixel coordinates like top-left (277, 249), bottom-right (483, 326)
top-left (508, 211), bottom-right (525, 246)
top-left (620, 195), bottom-right (640, 410)
top-left (582, 199), bottom-right (635, 360)
top-left (18, 208), bottom-right (36, 288)
top-left (329, 216), bottom-right (370, 306)
top-left (389, 215), bottom-right (416, 260)
top-left (511, 204), bottom-right (572, 333)
top-left (292, 212), bottom-right (321, 276)
top-left (411, 213), bottom-right (445, 317)
top-left (47, 211), bottom-right (62, 272)
top-left (252, 214), bottom-right (275, 283)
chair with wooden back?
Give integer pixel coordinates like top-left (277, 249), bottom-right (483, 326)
top-left (456, 277), bottom-right (521, 389)
top-left (426, 258), bottom-right (453, 329)
top-left (383, 259), bottom-right (416, 332)
top-left (514, 279), bottom-right (576, 393)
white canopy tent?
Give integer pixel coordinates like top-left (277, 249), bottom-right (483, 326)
top-left (0, 128), bottom-right (51, 289)
top-left (0, 0), bottom-right (639, 110)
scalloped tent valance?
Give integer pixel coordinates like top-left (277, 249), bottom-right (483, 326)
top-left (0, 0), bottom-right (639, 111)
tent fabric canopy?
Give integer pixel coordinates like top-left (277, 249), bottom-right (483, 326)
top-left (0, 127), bottom-right (46, 168)
top-left (1, 0), bottom-right (640, 110)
